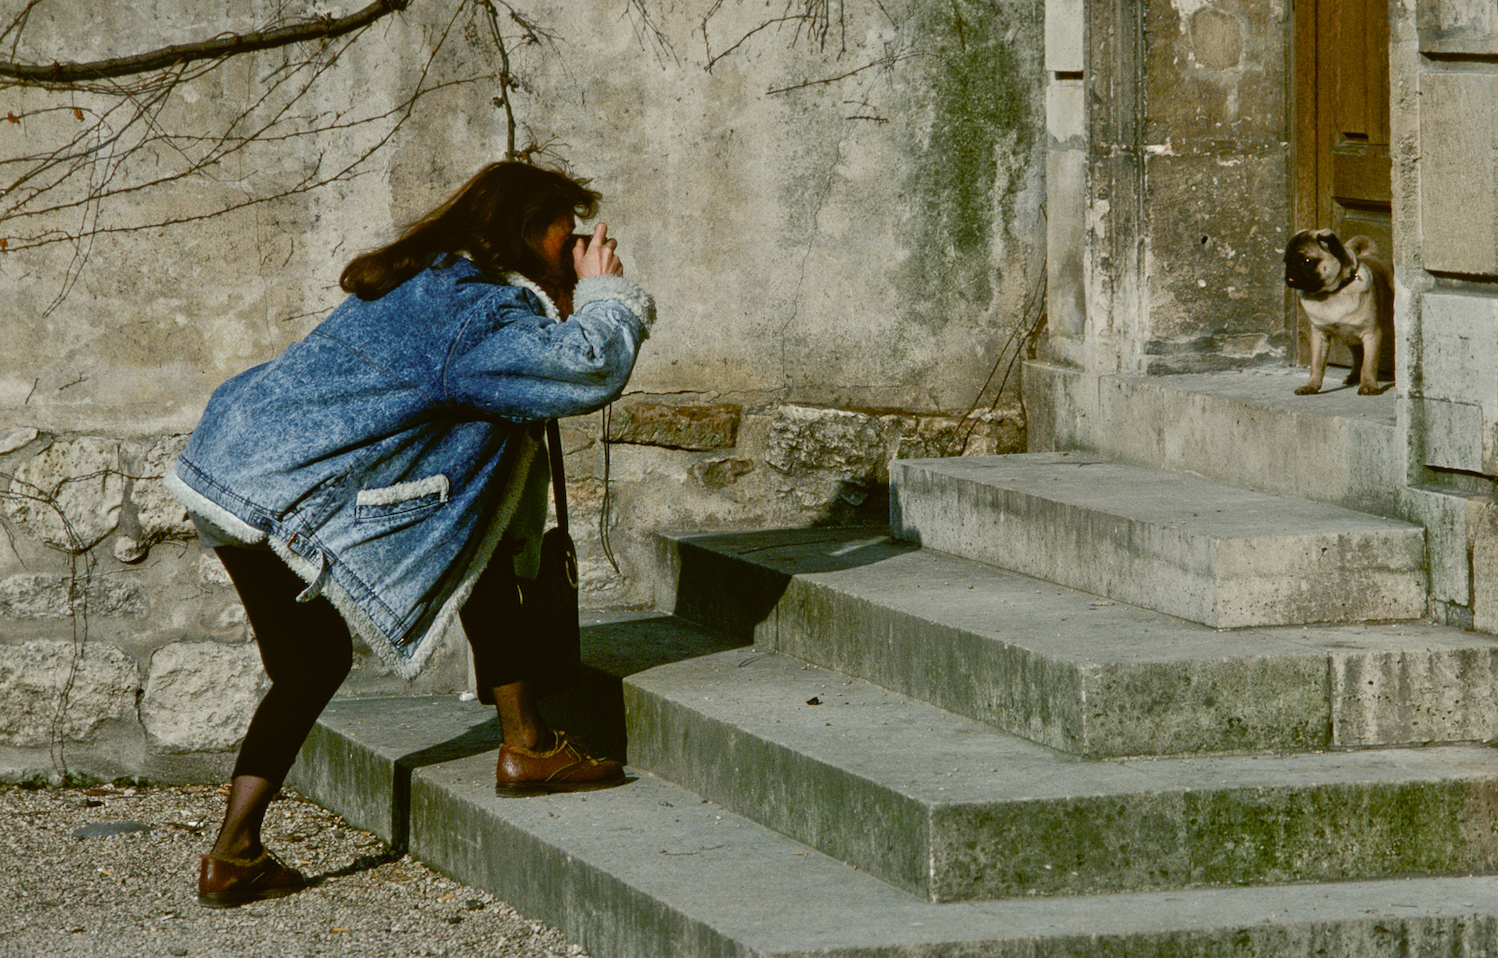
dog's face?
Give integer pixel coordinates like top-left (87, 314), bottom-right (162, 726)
top-left (1284, 229), bottom-right (1354, 295)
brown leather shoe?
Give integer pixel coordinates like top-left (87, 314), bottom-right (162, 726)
top-left (495, 731), bottom-right (626, 795)
top-left (198, 848), bottom-right (307, 908)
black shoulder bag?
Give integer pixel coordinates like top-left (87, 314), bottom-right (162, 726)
top-left (519, 419), bottom-right (582, 698)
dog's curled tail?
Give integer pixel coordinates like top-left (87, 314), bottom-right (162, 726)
top-left (1345, 235), bottom-right (1380, 258)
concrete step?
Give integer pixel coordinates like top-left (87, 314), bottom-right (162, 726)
top-left (292, 691), bottom-right (1498, 958)
top-left (1023, 362), bottom-right (1405, 516)
top-left (290, 610), bottom-right (747, 844)
top-left (887, 453), bottom-right (1426, 628)
top-left (626, 647), bottom-right (1498, 902)
top-left (654, 528), bottom-right (1498, 758)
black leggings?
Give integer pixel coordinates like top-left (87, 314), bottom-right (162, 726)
top-left (217, 546), bottom-right (529, 786)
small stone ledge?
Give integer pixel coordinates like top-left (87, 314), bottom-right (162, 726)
top-left (606, 401), bottom-right (742, 450)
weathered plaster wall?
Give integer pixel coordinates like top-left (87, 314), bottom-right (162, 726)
top-left (0, 0), bottom-right (1044, 781)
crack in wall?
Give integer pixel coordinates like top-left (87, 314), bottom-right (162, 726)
top-left (776, 128), bottom-right (851, 395)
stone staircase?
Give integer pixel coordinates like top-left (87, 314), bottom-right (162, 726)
top-left (291, 371), bottom-right (1498, 957)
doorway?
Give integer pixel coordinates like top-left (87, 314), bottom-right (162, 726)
top-left (1291, 0), bottom-right (1393, 370)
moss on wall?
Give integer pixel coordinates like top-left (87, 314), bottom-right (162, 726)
top-left (904, 0), bottom-right (1042, 327)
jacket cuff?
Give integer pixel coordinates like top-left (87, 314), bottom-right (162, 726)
top-left (164, 465), bottom-right (268, 546)
top-left (574, 275), bottom-right (655, 333)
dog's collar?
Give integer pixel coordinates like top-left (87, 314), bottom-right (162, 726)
top-left (1327, 260), bottom-right (1363, 295)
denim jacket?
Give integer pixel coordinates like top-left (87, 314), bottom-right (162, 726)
top-left (165, 257), bottom-right (653, 678)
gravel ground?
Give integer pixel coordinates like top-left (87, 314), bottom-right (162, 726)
top-left (0, 781), bottom-right (592, 958)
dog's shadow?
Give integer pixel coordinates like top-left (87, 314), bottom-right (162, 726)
top-left (1310, 378), bottom-right (1395, 396)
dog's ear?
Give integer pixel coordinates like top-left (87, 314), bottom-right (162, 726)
top-left (1314, 229), bottom-right (1349, 260)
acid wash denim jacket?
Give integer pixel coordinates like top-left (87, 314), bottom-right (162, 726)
top-left (165, 257), bottom-right (654, 679)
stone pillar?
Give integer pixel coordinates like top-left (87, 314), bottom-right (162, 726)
top-left (1042, 0), bottom-right (1292, 380)
top-left (1045, 0), bottom-right (1089, 367)
top-left (1405, 5), bottom-right (1498, 478)
top-left (1394, 0), bottom-right (1498, 629)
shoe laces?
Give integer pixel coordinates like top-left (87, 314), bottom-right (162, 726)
top-left (553, 731), bottom-right (601, 766)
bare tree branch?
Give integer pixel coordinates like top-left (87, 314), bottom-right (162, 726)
top-left (700, 0), bottom-right (847, 71)
top-left (766, 49), bottom-right (920, 95)
top-left (0, 0), bottom-right (413, 87)
top-left (704, 15), bottom-right (805, 72)
top-left (0, 0), bottom-right (537, 318)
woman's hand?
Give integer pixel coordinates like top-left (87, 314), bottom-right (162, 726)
top-left (573, 223), bottom-right (624, 280)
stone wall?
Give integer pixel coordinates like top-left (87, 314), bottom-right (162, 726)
top-left (1390, 0), bottom-right (1498, 631)
top-left (1044, 0), bottom-right (1292, 375)
top-left (0, 0), bottom-right (1042, 781)
top-left (0, 429), bottom-right (477, 783)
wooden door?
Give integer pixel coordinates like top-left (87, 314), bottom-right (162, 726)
top-left (1292, 0), bottom-right (1392, 368)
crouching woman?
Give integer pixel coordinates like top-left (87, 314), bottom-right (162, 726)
top-left (165, 161), bottom-right (653, 907)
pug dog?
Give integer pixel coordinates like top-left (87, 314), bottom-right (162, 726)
top-left (1283, 228), bottom-right (1394, 395)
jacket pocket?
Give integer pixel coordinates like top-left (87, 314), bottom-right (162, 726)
top-left (354, 474), bottom-right (449, 525)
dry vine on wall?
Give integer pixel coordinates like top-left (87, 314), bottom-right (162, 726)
top-left (1, 472), bottom-right (96, 776)
top-left (0, 0), bottom-right (909, 305)
top-left (0, 0), bottom-right (567, 313)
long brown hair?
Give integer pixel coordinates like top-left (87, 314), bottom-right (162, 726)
top-left (339, 162), bottom-right (601, 300)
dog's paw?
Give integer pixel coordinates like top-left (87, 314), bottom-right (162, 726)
top-left (1295, 384), bottom-right (1320, 395)
top-left (1357, 384), bottom-right (1379, 396)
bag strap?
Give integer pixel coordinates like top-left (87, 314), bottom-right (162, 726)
top-left (545, 418), bottom-right (568, 535)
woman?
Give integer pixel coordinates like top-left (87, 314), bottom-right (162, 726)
top-left (165, 161), bottom-right (653, 908)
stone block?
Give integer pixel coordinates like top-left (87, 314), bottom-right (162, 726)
top-left (1331, 642), bottom-right (1498, 745)
top-left (1417, 292), bottom-right (1498, 474)
top-left (606, 402), bottom-right (741, 451)
top-left (196, 551), bottom-right (233, 587)
top-left (132, 434), bottom-right (194, 545)
top-left (761, 405), bottom-right (897, 517)
top-left (765, 405), bottom-right (889, 480)
top-left (891, 410), bottom-right (1024, 460)
top-left (1420, 72), bottom-right (1498, 276)
top-left (0, 427), bottom-right (38, 456)
top-left (1047, 106), bottom-right (1088, 342)
top-left (0, 438), bottom-right (126, 552)
top-left (1045, 0), bottom-right (1085, 73)
top-left (113, 536), bottom-right (148, 564)
top-left (1421, 398), bottom-right (1487, 474)
top-left (140, 641), bottom-right (267, 753)
top-left (0, 640), bottom-right (140, 747)
top-left (1419, 292), bottom-right (1498, 405)
top-left (0, 572), bottom-right (145, 619)
top-left (1419, 0), bottom-right (1498, 54)
top-left (1140, 0), bottom-right (1287, 146)
top-left (1140, 152), bottom-right (1288, 354)
top-left (691, 457), bottom-right (753, 489)
top-left (1404, 484), bottom-right (1479, 608)
top-left (1475, 504), bottom-right (1498, 634)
